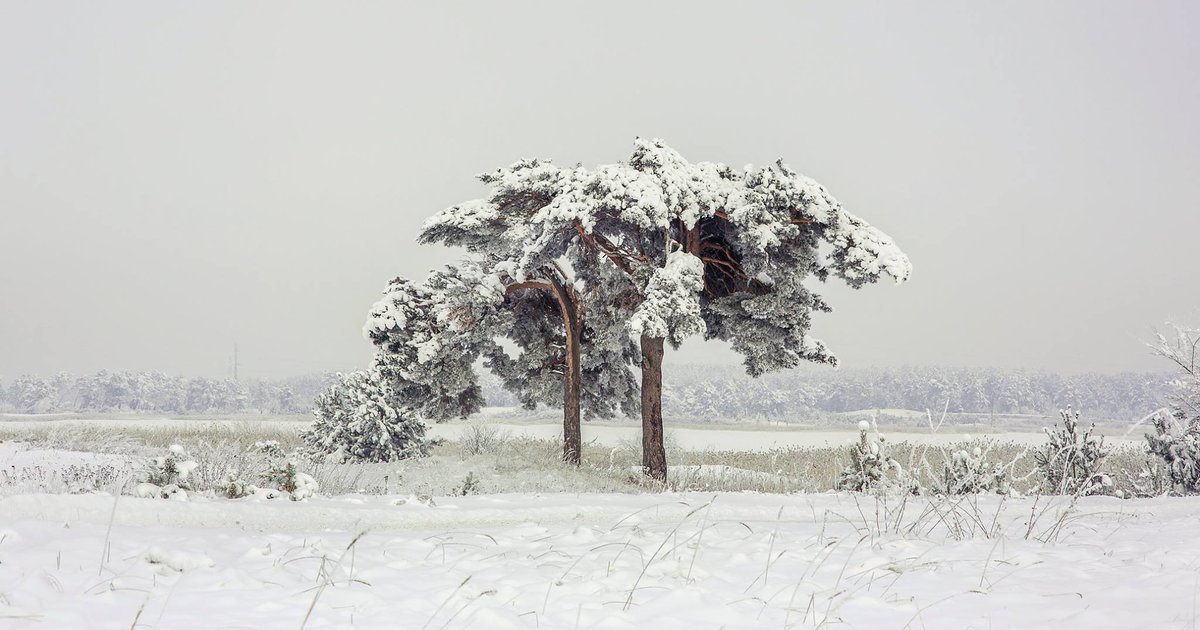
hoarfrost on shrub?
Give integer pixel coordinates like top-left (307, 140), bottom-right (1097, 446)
top-left (1034, 408), bottom-right (1110, 496)
top-left (838, 422), bottom-right (906, 492)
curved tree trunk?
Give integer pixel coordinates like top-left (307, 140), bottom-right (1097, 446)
top-left (640, 334), bottom-right (667, 482)
top-left (505, 276), bottom-right (583, 466)
top-left (548, 276), bottom-right (583, 466)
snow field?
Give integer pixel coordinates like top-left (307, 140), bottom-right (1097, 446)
top-left (1, 419), bottom-right (1198, 628)
top-left (3, 492), bottom-right (1200, 629)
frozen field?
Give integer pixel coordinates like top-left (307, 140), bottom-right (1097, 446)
top-left (1, 415), bottom-right (1193, 629)
top-left (3, 489), bottom-right (1200, 629)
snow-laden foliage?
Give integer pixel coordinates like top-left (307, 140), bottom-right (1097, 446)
top-left (401, 138), bottom-right (909, 478)
top-left (940, 442), bottom-right (1010, 495)
top-left (365, 264), bottom-right (509, 421)
top-left (1035, 409), bottom-right (1111, 495)
top-left (261, 459), bottom-right (318, 501)
top-left (1142, 322), bottom-right (1200, 494)
top-left (573, 264), bottom-right (642, 419)
top-left (436, 138), bottom-right (902, 374)
top-left (1150, 322), bottom-right (1200, 418)
top-left (1144, 410), bottom-right (1200, 495)
top-left (629, 251), bottom-right (706, 347)
top-left (302, 370), bottom-right (428, 463)
top-left (419, 137), bottom-right (909, 383)
top-left (415, 156), bottom-right (644, 420)
top-left (5, 374), bottom-right (58, 413)
top-left (838, 421), bottom-right (904, 492)
top-left (252, 440), bottom-right (285, 458)
top-left (215, 468), bottom-right (256, 499)
top-left (139, 444), bottom-right (199, 500)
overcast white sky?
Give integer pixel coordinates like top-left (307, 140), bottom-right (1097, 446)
top-left (1, 2), bottom-right (1197, 380)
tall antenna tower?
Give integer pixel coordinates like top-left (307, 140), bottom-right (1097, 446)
top-left (233, 343), bottom-right (240, 382)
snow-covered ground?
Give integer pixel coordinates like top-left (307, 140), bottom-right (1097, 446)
top-left (1, 416), bottom-right (1192, 628)
top-left (3, 490), bottom-right (1200, 629)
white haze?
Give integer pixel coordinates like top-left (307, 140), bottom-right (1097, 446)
top-left (1, 2), bottom-right (1197, 379)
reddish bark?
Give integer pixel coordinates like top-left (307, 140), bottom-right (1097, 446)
top-left (640, 334), bottom-right (667, 482)
top-left (549, 276), bottom-right (583, 466)
top-left (505, 276), bottom-right (583, 466)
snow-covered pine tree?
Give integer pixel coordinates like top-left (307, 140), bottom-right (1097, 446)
top-left (1034, 408), bottom-right (1111, 495)
top-left (444, 139), bottom-right (909, 480)
top-left (413, 162), bottom-right (642, 464)
top-left (302, 369), bottom-right (428, 463)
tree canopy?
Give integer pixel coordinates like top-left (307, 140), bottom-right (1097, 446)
top-left (366, 138), bottom-right (910, 479)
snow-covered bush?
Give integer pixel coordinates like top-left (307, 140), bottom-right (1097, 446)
top-left (261, 459), bottom-right (318, 501)
top-left (215, 468), bottom-right (256, 499)
top-left (838, 421), bottom-right (904, 492)
top-left (302, 370), bottom-right (428, 463)
top-left (252, 440), bottom-right (284, 458)
top-left (451, 471), bottom-right (481, 496)
top-left (1122, 458), bottom-right (1172, 498)
top-left (459, 424), bottom-right (510, 456)
top-left (1144, 322), bottom-right (1200, 495)
top-left (140, 444), bottom-right (199, 499)
top-left (1144, 410), bottom-right (1200, 495)
top-left (939, 442), bottom-right (1009, 495)
top-left (1034, 408), bottom-right (1110, 495)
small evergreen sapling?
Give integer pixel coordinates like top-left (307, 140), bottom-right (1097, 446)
top-left (261, 459), bottom-right (318, 501)
top-left (838, 420), bottom-right (903, 492)
top-left (940, 442), bottom-right (1010, 495)
top-left (139, 444), bottom-right (199, 500)
top-left (1034, 408), bottom-right (1111, 495)
top-left (216, 468), bottom-right (256, 499)
top-left (451, 471), bottom-right (481, 496)
top-left (302, 370), bottom-right (429, 463)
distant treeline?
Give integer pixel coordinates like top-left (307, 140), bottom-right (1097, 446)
top-left (484, 365), bottom-right (1172, 422)
top-left (2, 366), bottom-right (1173, 421)
top-left (0, 371), bottom-right (336, 415)
top-left (657, 365), bottom-right (1172, 421)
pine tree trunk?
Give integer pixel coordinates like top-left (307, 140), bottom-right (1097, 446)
top-left (509, 276), bottom-right (586, 466)
top-left (546, 275), bottom-right (583, 466)
top-left (562, 312), bottom-right (582, 466)
top-left (640, 334), bottom-right (667, 482)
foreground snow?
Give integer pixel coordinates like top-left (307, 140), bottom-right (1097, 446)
top-left (2, 491), bottom-right (1199, 629)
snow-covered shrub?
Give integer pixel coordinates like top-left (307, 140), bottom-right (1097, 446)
top-left (302, 370), bottom-right (428, 463)
top-left (1144, 410), bottom-right (1200, 495)
top-left (215, 468), bottom-right (256, 499)
top-left (1034, 408), bottom-right (1110, 495)
top-left (1144, 323), bottom-right (1200, 495)
top-left (139, 444), bottom-right (199, 499)
top-left (1122, 458), bottom-right (1172, 498)
top-left (838, 421), bottom-right (905, 492)
top-left (261, 459), bottom-right (318, 501)
top-left (451, 471), bottom-right (481, 496)
top-left (939, 442), bottom-right (1010, 495)
top-left (459, 423), bottom-right (510, 456)
top-left (252, 440), bottom-right (284, 458)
